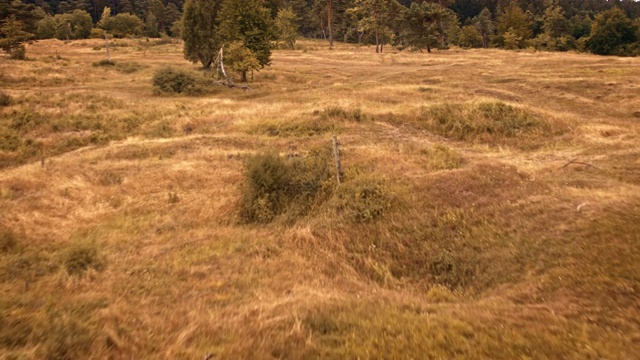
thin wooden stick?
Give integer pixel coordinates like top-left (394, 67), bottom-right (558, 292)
top-left (332, 135), bottom-right (342, 185)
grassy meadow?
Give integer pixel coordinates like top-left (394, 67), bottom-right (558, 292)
top-left (1, 38), bottom-right (639, 359)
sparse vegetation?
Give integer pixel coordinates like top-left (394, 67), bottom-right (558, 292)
top-left (64, 242), bottom-right (104, 276)
top-left (0, 38), bottom-right (638, 359)
top-left (152, 66), bottom-right (211, 95)
top-left (0, 91), bottom-right (11, 107)
top-left (240, 149), bottom-right (333, 223)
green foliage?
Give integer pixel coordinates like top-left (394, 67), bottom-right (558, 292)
top-left (64, 242), bottom-right (104, 276)
top-left (92, 59), bottom-right (115, 67)
top-left (330, 176), bottom-right (392, 223)
top-left (543, 4), bottom-right (570, 39)
top-left (0, 91), bottom-right (11, 107)
top-left (226, 41), bottom-right (260, 82)
top-left (459, 25), bottom-right (483, 48)
top-left (181, 0), bottom-right (224, 69)
top-left (240, 150), bottom-right (334, 224)
top-left (52, 10), bottom-right (93, 40)
top-left (503, 28), bottom-right (522, 49)
top-left (145, 11), bottom-right (160, 38)
top-left (275, 6), bottom-right (299, 49)
top-left (152, 67), bottom-right (208, 95)
top-left (218, 0), bottom-right (275, 68)
top-left (496, 0), bottom-right (532, 47)
top-left (474, 7), bottom-right (493, 48)
top-left (320, 106), bottom-right (367, 122)
top-left (586, 7), bottom-right (639, 56)
top-left (0, 15), bottom-right (33, 57)
top-left (101, 13), bottom-right (144, 38)
top-left (37, 15), bottom-right (56, 39)
top-left (402, 2), bottom-right (446, 53)
top-left (0, 226), bottom-right (18, 253)
top-left (421, 144), bottom-right (464, 171)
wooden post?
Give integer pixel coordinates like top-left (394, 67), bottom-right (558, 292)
top-left (332, 135), bottom-right (341, 185)
top-left (104, 32), bottom-right (111, 62)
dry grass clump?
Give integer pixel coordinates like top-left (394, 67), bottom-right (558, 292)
top-left (152, 66), bottom-right (216, 95)
top-left (0, 226), bottom-right (18, 253)
top-left (64, 241), bottom-right (105, 276)
top-left (390, 101), bottom-right (567, 149)
top-left (421, 144), bottom-right (465, 170)
top-left (239, 148), bottom-right (334, 224)
top-left (247, 117), bottom-right (338, 137)
top-left (328, 175), bottom-right (393, 223)
top-left (319, 106), bottom-right (368, 122)
top-left (0, 91), bottom-right (12, 107)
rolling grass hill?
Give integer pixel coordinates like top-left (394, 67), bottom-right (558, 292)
top-left (1, 38), bottom-right (639, 359)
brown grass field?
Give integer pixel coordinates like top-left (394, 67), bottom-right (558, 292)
top-left (1, 38), bottom-right (639, 359)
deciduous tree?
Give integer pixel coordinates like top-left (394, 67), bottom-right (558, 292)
top-left (181, 0), bottom-right (223, 68)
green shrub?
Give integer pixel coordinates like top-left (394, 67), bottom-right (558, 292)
top-left (152, 67), bottom-right (208, 95)
top-left (320, 106), bottom-right (367, 122)
top-left (0, 226), bottom-right (18, 253)
top-left (9, 44), bottom-right (26, 60)
top-left (92, 59), bottom-right (115, 67)
top-left (0, 91), bottom-right (12, 107)
top-left (64, 243), bottom-right (104, 276)
top-left (421, 144), bottom-right (464, 170)
top-left (240, 149), bottom-right (334, 223)
top-left (330, 176), bottom-right (392, 223)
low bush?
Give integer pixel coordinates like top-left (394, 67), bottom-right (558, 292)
top-left (92, 59), bottom-right (115, 67)
top-left (385, 101), bottom-right (567, 149)
top-left (0, 91), bottom-right (12, 107)
top-left (320, 106), bottom-right (367, 122)
top-left (239, 149), bottom-right (334, 223)
top-left (420, 144), bottom-right (464, 170)
top-left (330, 176), bottom-right (392, 223)
top-left (64, 242), bottom-right (104, 276)
top-left (152, 67), bottom-right (210, 95)
top-left (0, 226), bottom-right (18, 253)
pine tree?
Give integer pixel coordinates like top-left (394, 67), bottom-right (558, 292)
top-left (0, 15), bottom-right (33, 59)
top-left (181, 0), bottom-right (223, 69)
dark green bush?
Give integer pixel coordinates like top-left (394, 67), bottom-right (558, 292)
top-left (0, 91), bottom-right (12, 107)
top-left (330, 176), bottom-right (392, 223)
top-left (0, 226), bottom-right (18, 253)
top-left (92, 59), bottom-right (115, 67)
top-left (240, 149), bottom-right (334, 223)
top-left (321, 106), bottom-right (367, 122)
top-left (152, 67), bottom-right (207, 95)
top-left (9, 44), bottom-right (26, 60)
top-left (64, 243), bottom-right (104, 276)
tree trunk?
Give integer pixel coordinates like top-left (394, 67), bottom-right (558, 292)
top-left (327, 0), bottom-right (333, 48)
top-left (375, 29), bottom-right (379, 53)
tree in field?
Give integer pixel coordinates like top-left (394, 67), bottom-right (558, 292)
top-left (0, 15), bottom-right (32, 59)
top-left (459, 24), bottom-right (482, 48)
top-left (496, 0), bottom-right (532, 48)
top-left (52, 10), bottom-right (93, 40)
top-left (218, 0), bottom-right (275, 69)
top-left (276, 6), bottom-right (299, 49)
top-left (474, 7), bottom-right (493, 48)
top-left (403, 1), bottom-right (446, 53)
top-left (351, 0), bottom-right (402, 53)
top-left (37, 15), bottom-right (57, 39)
top-left (181, 0), bottom-right (224, 69)
top-left (542, 2), bottom-right (570, 39)
top-left (101, 13), bottom-right (144, 38)
top-left (226, 41), bottom-right (261, 82)
top-left (586, 7), bottom-right (638, 56)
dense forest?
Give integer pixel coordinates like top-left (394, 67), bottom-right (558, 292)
top-left (2, 0), bottom-right (640, 56)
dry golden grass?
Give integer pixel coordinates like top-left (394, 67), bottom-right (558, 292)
top-left (1, 38), bottom-right (639, 359)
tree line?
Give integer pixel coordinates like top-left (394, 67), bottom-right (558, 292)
top-left (1, 0), bottom-right (639, 61)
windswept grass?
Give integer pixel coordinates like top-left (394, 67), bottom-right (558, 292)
top-left (0, 38), bottom-right (638, 359)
